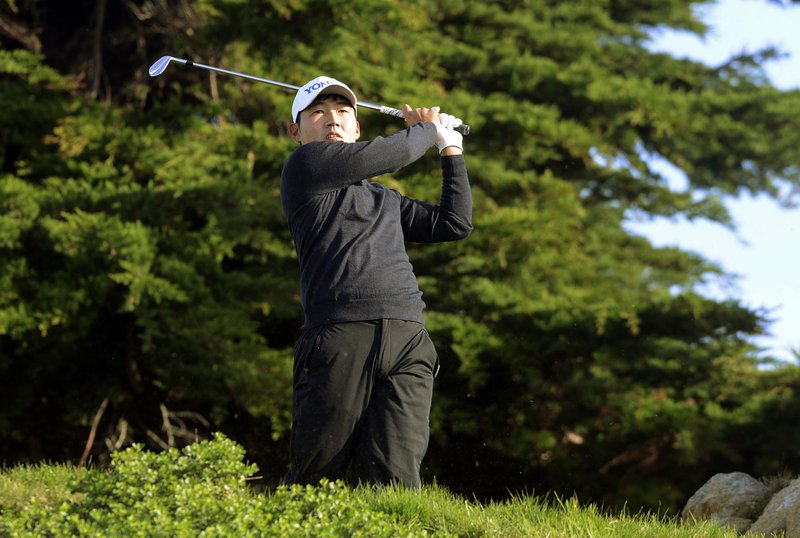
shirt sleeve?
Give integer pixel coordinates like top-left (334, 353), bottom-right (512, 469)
top-left (400, 155), bottom-right (473, 243)
top-left (282, 122), bottom-right (438, 196)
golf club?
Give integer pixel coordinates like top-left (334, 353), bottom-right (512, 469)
top-left (149, 55), bottom-right (471, 136)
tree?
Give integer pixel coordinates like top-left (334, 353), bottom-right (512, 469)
top-left (2, 0), bottom-right (800, 512)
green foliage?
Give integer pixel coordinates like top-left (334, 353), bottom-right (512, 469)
top-left (0, 50), bottom-right (68, 173)
top-left (3, 0), bottom-right (800, 516)
top-left (1, 83), bottom-right (298, 457)
top-left (0, 441), bottom-right (743, 537)
top-left (0, 434), bottom-right (432, 537)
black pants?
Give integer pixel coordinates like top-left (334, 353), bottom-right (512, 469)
top-left (283, 319), bottom-right (439, 488)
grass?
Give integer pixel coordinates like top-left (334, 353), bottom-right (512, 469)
top-left (0, 463), bottom-right (745, 537)
top-left (358, 484), bottom-right (744, 537)
top-left (0, 463), bottom-right (84, 510)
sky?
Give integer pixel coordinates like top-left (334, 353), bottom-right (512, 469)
top-left (629, 0), bottom-right (800, 362)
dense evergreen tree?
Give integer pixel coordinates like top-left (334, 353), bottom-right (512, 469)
top-left (2, 0), bottom-right (800, 511)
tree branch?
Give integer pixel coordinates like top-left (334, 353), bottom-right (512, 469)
top-left (0, 12), bottom-right (42, 53)
top-left (80, 397), bottom-right (109, 466)
top-left (90, 0), bottom-right (108, 99)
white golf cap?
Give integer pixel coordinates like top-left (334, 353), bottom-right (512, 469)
top-left (291, 76), bottom-right (358, 122)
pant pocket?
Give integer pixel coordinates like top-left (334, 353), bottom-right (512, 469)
top-left (293, 326), bottom-right (326, 388)
top-left (420, 327), bottom-right (440, 379)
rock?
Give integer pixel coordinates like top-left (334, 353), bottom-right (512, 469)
top-left (711, 515), bottom-right (755, 533)
top-left (682, 472), bottom-right (770, 531)
top-left (788, 497), bottom-right (800, 538)
top-left (749, 477), bottom-right (800, 538)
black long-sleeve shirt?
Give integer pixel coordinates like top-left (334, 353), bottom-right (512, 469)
top-left (280, 121), bottom-right (472, 330)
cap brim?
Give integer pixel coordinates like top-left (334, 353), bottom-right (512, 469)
top-left (292, 77), bottom-right (359, 122)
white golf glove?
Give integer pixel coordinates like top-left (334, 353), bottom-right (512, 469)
top-left (433, 107), bottom-right (464, 154)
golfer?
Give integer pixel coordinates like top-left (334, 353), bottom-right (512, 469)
top-left (280, 75), bottom-right (472, 487)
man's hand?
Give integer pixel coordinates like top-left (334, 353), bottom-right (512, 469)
top-left (436, 111), bottom-right (463, 156)
top-left (403, 104), bottom-right (463, 156)
top-left (402, 104), bottom-right (440, 126)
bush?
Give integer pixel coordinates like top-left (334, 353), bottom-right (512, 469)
top-left (0, 433), bottom-right (435, 537)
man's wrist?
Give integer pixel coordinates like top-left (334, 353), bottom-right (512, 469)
top-left (440, 146), bottom-right (463, 156)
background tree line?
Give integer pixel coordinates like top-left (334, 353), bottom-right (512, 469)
top-left (2, 0), bottom-right (800, 512)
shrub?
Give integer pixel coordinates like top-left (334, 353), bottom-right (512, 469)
top-left (0, 433), bottom-right (434, 537)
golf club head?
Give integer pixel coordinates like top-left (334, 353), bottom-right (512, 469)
top-left (148, 56), bottom-right (185, 77)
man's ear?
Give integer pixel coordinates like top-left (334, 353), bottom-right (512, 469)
top-left (289, 122), bottom-right (302, 143)
top-left (355, 120), bottom-right (361, 141)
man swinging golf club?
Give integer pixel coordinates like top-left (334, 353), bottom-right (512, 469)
top-left (280, 75), bottom-right (472, 488)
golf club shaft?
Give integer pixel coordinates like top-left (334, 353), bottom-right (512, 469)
top-left (149, 56), bottom-right (470, 136)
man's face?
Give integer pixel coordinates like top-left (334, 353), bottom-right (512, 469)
top-left (289, 95), bottom-right (360, 144)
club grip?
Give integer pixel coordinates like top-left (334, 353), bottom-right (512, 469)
top-left (379, 106), bottom-right (471, 136)
top-left (454, 123), bottom-right (471, 136)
